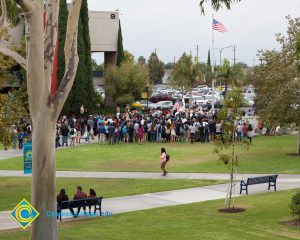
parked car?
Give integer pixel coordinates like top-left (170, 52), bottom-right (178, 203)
top-left (191, 96), bottom-right (208, 106)
top-left (156, 101), bottom-right (173, 110)
top-left (140, 100), bottom-right (157, 109)
top-left (149, 94), bottom-right (172, 103)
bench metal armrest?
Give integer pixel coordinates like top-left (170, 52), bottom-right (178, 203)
top-left (240, 180), bottom-right (247, 186)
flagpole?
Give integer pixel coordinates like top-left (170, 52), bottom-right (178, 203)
top-left (211, 13), bottom-right (215, 114)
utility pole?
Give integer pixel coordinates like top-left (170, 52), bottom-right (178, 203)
top-left (173, 56), bottom-right (176, 65)
top-left (233, 45), bottom-right (236, 67)
top-left (196, 44), bottom-right (199, 64)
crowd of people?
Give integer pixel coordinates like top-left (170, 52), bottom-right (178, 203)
top-left (55, 107), bottom-right (255, 147)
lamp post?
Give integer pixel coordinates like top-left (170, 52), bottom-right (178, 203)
top-left (146, 86), bottom-right (149, 109)
top-left (214, 45), bottom-right (235, 66)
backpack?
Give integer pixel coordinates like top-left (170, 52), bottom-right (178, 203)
top-left (70, 128), bottom-right (75, 135)
top-left (166, 154), bottom-right (170, 162)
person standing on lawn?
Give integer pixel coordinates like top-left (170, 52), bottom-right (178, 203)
top-left (160, 148), bottom-right (168, 176)
top-left (138, 124), bottom-right (144, 145)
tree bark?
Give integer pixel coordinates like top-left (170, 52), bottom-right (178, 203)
top-left (0, 46), bottom-right (27, 69)
top-left (1, 1), bottom-right (82, 239)
top-left (31, 116), bottom-right (57, 239)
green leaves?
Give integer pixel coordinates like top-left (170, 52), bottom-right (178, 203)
top-left (105, 62), bottom-right (149, 106)
top-left (199, 0), bottom-right (241, 14)
top-left (296, 34), bottom-right (300, 72)
top-left (255, 17), bottom-right (300, 127)
top-left (148, 52), bottom-right (165, 85)
top-left (289, 191), bottom-right (300, 219)
top-left (214, 88), bottom-right (247, 168)
top-left (170, 53), bottom-right (202, 90)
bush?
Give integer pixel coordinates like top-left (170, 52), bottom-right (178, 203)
top-left (289, 191), bottom-right (300, 219)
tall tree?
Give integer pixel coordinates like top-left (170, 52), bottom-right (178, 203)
top-left (138, 56), bottom-right (146, 66)
top-left (105, 62), bottom-right (148, 106)
top-left (169, 53), bottom-right (201, 92)
top-left (123, 50), bottom-right (135, 64)
top-left (79, 0), bottom-right (95, 112)
top-left (207, 49), bottom-right (211, 67)
top-left (57, 0), bottom-right (68, 86)
top-left (61, 0), bottom-right (95, 115)
top-left (148, 52), bottom-right (165, 85)
top-left (117, 20), bottom-right (124, 66)
top-left (254, 16), bottom-right (300, 154)
top-left (0, 0), bottom-right (82, 239)
top-left (206, 49), bottom-right (213, 84)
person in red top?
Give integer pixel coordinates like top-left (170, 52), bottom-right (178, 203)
top-left (73, 186), bottom-right (88, 216)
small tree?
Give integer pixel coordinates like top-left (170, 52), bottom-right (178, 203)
top-left (214, 87), bottom-right (247, 209)
top-left (0, 92), bottom-right (27, 149)
top-left (289, 191), bottom-right (300, 220)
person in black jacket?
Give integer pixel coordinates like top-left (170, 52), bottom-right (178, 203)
top-left (60, 124), bottom-right (69, 147)
top-left (57, 189), bottom-right (75, 219)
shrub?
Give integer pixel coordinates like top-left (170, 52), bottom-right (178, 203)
top-left (289, 191), bottom-right (300, 219)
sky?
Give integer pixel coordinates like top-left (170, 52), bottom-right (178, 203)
top-left (88, 0), bottom-right (300, 66)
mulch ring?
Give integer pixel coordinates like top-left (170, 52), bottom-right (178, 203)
top-left (218, 207), bottom-right (246, 213)
top-left (282, 219), bottom-right (300, 227)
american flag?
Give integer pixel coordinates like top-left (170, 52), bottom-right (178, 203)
top-left (213, 19), bottom-right (228, 33)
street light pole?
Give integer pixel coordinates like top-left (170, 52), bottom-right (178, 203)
top-left (220, 45), bottom-right (234, 65)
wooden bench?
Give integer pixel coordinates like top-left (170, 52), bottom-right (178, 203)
top-left (240, 175), bottom-right (278, 195)
top-left (57, 197), bottom-right (103, 221)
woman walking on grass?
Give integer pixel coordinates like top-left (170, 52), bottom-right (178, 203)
top-left (160, 148), bottom-right (168, 176)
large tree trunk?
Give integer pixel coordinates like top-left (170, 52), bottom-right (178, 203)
top-left (1, 1), bottom-right (82, 239)
top-left (31, 118), bottom-right (57, 239)
top-left (20, 4), bottom-right (58, 238)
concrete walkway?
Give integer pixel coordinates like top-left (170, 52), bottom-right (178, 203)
top-left (0, 170), bottom-right (300, 182)
top-left (0, 139), bottom-right (99, 161)
top-left (0, 174), bottom-right (299, 231)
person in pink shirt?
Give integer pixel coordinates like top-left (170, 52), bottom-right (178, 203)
top-left (160, 148), bottom-right (168, 176)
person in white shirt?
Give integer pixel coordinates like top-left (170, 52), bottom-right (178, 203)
top-left (189, 123), bottom-right (196, 144)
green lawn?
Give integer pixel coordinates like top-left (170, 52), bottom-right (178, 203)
top-left (0, 135), bottom-right (300, 173)
top-left (0, 177), bottom-right (224, 211)
top-left (1, 190), bottom-right (299, 240)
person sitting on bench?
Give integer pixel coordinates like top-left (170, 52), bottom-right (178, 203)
top-left (88, 188), bottom-right (97, 214)
top-left (57, 189), bottom-right (75, 218)
top-left (73, 186), bottom-right (88, 216)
